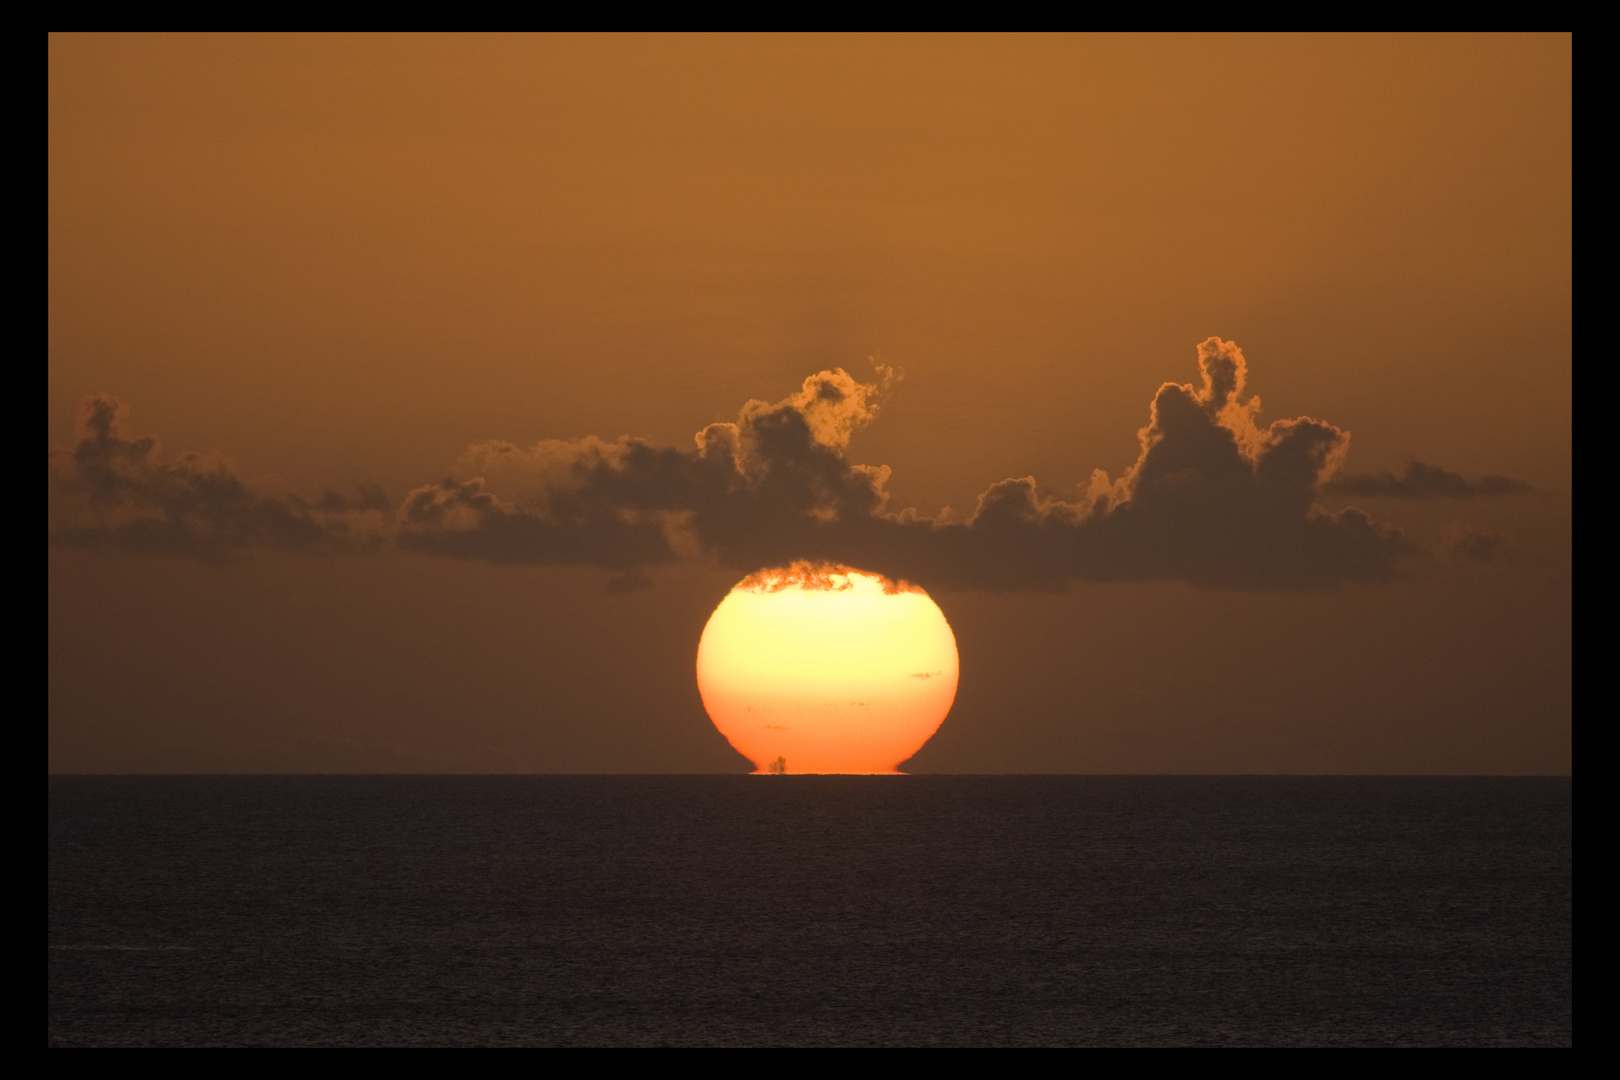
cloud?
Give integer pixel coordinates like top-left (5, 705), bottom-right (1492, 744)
top-left (50, 397), bottom-right (386, 559)
top-left (1327, 460), bottom-right (1531, 498)
top-left (1442, 524), bottom-right (1511, 562)
top-left (396, 367), bottom-right (895, 570)
top-left (395, 339), bottom-right (1411, 590)
top-left (52, 341), bottom-right (1430, 588)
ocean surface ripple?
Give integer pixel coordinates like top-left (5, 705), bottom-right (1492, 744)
top-left (48, 776), bottom-right (1571, 1046)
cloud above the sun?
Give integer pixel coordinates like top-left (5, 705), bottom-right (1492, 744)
top-left (49, 338), bottom-right (1529, 589)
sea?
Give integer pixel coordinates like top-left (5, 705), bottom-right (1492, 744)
top-left (48, 776), bottom-right (1571, 1046)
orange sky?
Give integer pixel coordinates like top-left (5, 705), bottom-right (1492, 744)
top-left (48, 34), bottom-right (1570, 774)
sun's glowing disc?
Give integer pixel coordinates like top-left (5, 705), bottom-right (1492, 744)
top-left (696, 562), bottom-right (959, 774)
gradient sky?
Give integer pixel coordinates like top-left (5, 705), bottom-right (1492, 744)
top-left (48, 33), bottom-right (1571, 774)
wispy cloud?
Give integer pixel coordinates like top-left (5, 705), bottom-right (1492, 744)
top-left (1327, 460), bottom-right (1531, 498)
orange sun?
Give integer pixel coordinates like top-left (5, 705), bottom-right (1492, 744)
top-left (696, 562), bottom-right (959, 774)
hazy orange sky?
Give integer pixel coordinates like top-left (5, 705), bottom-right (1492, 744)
top-left (48, 34), bottom-right (1570, 774)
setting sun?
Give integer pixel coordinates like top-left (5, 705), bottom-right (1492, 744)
top-left (696, 563), bottom-right (959, 774)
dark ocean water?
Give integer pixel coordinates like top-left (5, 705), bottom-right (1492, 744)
top-left (48, 776), bottom-right (1570, 1046)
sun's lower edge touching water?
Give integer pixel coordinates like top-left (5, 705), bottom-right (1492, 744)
top-left (696, 562), bottom-right (960, 774)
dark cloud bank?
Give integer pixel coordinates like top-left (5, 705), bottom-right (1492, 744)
top-left (51, 339), bottom-right (1530, 590)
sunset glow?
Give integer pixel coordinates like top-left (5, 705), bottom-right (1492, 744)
top-left (696, 563), bottom-right (959, 774)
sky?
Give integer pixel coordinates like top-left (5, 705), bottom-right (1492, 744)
top-left (48, 33), bottom-right (1571, 774)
